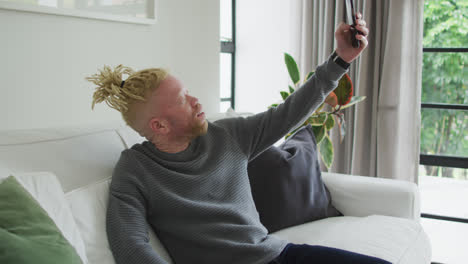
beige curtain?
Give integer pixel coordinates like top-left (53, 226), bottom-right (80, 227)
top-left (290, 0), bottom-right (424, 183)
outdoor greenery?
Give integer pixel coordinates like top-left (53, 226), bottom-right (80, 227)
top-left (421, 0), bottom-right (468, 179)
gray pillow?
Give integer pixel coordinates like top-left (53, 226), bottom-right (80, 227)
top-left (247, 125), bottom-right (342, 233)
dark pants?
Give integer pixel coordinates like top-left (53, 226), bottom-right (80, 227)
top-left (269, 243), bottom-right (392, 264)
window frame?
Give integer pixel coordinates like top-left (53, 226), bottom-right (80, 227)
top-left (220, 0), bottom-right (236, 110)
top-left (420, 47), bottom-right (468, 224)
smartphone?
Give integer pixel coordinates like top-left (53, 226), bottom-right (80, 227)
top-left (344, 0), bottom-right (362, 48)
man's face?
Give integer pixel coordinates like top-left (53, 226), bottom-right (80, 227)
top-left (151, 75), bottom-right (208, 139)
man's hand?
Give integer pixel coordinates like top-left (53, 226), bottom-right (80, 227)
top-left (335, 12), bottom-right (369, 63)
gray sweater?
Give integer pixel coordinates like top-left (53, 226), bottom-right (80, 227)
top-left (106, 56), bottom-right (347, 264)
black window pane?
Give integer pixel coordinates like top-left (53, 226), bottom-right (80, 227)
top-left (419, 171), bottom-right (468, 221)
top-left (420, 108), bottom-right (467, 157)
top-left (423, 0), bottom-right (468, 48)
top-left (220, 0), bottom-right (232, 41)
top-left (220, 53), bottom-right (232, 99)
top-left (419, 165), bottom-right (468, 180)
top-left (422, 52), bottom-right (467, 105)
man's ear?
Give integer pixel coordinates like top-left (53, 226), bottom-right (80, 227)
top-left (149, 117), bottom-right (170, 135)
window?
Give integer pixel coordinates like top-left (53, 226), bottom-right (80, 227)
top-left (420, 0), bottom-right (468, 223)
top-left (419, 2), bottom-right (467, 262)
top-left (220, 0), bottom-right (236, 112)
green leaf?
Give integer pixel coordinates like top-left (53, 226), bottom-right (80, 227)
top-left (319, 135), bottom-right (334, 169)
top-left (289, 85), bottom-right (295, 94)
top-left (334, 74), bottom-right (353, 105)
top-left (284, 53), bottom-right (300, 85)
top-left (268, 103), bottom-right (279, 109)
top-left (280, 91), bottom-right (289, 100)
top-left (337, 115), bottom-right (346, 142)
top-left (325, 115), bottom-right (335, 130)
top-left (312, 125), bottom-right (326, 144)
top-left (341, 96), bottom-right (366, 109)
top-left (308, 113), bottom-right (327, 126)
top-left (305, 71), bottom-right (315, 82)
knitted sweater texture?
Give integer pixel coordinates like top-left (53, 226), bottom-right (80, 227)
top-left (106, 57), bottom-right (347, 264)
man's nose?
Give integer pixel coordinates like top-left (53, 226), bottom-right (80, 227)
top-left (190, 96), bottom-right (199, 107)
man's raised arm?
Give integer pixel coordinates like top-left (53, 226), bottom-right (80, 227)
top-left (215, 17), bottom-right (368, 161)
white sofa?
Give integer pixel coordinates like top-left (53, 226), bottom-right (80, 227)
top-left (0, 116), bottom-right (432, 264)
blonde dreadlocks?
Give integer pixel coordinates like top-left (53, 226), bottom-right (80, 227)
top-left (86, 64), bottom-right (168, 131)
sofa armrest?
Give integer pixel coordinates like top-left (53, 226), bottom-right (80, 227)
top-left (322, 172), bottom-right (421, 221)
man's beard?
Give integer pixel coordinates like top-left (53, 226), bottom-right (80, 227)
top-left (189, 120), bottom-right (208, 140)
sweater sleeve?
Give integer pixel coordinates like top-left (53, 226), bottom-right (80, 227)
top-left (106, 160), bottom-right (169, 264)
top-left (215, 56), bottom-right (347, 160)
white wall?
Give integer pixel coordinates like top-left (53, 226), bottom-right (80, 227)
top-left (0, 0), bottom-right (220, 130)
top-left (235, 0), bottom-right (301, 114)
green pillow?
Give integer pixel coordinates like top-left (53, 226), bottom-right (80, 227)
top-left (0, 176), bottom-right (82, 264)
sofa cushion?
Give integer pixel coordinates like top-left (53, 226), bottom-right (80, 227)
top-left (0, 171), bottom-right (88, 263)
top-left (322, 172), bottom-right (421, 220)
top-left (248, 125), bottom-right (342, 233)
top-left (65, 178), bottom-right (174, 264)
top-left (0, 176), bottom-right (83, 264)
top-left (272, 215), bottom-right (432, 264)
top-left (0, 124), bottom-right (125, 192)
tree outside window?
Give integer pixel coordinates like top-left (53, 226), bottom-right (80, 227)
top-left (420, 0), bottom-right (468, 179)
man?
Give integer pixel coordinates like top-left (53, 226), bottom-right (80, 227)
top-left (88, 14), bottom-right (388, 264)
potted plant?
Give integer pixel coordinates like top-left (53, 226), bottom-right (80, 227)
top-left (270, 53), bottom-right (366, 170)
